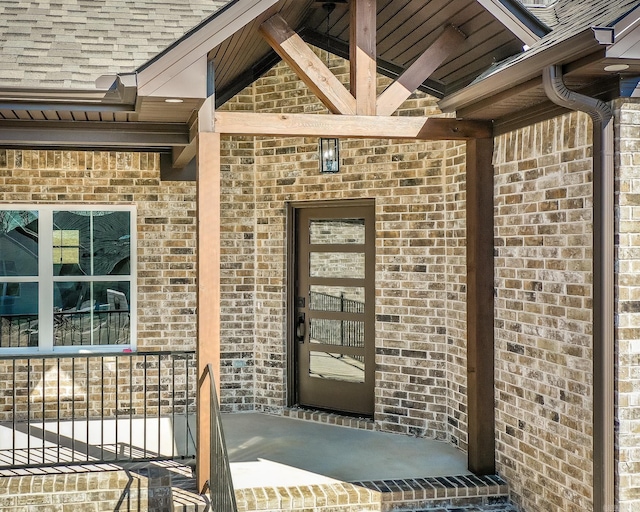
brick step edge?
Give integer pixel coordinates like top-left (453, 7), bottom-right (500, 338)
top-left (352, 474), bottom-right (510, 512)
top-left (235, 481), bottom-right (382, 512)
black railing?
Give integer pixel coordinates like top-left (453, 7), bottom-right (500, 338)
top-left (1, 309), bottom-right (130, 348)
top-left (0, 350), bottom-right (196, 469)
top-left (201, 363), bottom-right (237, 512)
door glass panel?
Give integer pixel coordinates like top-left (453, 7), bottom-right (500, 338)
top-left (310, 318), bottom-right (364, 348)
top-left (309, 351), bottom-right (365, 383)
top-left (309, 219), bottom-right (365, 244)
top-left (310, 252), bottom-right (365, 278)
top-left (310, 286), bottom-right (365, 312)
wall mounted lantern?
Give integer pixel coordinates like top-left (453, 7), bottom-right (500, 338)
top-left (319, 138), bottom-right (340, 173)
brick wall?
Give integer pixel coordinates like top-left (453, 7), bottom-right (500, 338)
top-left (493, 112), bottom-right (594, 511)
top-left (218, 52), bottom-right (469, 444)
top-left (0, 151), bottom-right (197, 421)
top-left (615, 98), bottom-right (640, 512)
top-left (0, 150), bottom-right (197, 352)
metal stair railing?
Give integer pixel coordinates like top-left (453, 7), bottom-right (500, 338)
top-left (202, 363), bottom-right (237, 512)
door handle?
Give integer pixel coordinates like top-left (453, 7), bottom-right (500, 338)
top-left (296, 313), bottom-right (306, 343)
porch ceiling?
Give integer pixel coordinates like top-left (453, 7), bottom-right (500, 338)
top-left (210, 0), bottom-right (537, 107)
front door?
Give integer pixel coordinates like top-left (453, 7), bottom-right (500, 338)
top-left (293, 203), bottom-right (375, 416)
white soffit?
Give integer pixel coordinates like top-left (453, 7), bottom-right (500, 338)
top-left (598, 5), bottom-right (640, 59)
top-left (137, 0), bottom-right (280, 98)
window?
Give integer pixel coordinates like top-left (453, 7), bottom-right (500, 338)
top-left (0, 206), bottom-right (136, 352)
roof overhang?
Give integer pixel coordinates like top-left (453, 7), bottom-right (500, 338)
top-left (439, 16), bottom-right (640, 134)
top-left (593, 4), bottom-right (640, 58)
top-left (0, 0), bottom-right (546, 173)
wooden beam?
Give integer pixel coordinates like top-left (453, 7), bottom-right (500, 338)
top-left (214, 111), bottom-right (492, 140)
top-left (260, 14), bottom-right (356, 115)
top-left (350, 0), bottom-right (377, 115)
top-left (196, 131), bottom-right (221, 493)
top-left (466, 137), bottom-right (496, 475)
top-left (172, 142), bottom-right (196, 169)
top-left (172, 97), bottom-right (215, 170)
top-left (376, 26), bottom-right (465, 116)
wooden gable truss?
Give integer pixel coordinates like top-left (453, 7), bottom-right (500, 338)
top-left (196, 0), bottom-right (496, 491)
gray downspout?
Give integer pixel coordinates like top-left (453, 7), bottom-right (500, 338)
top-left (542, 64), bottom-right (615, 512)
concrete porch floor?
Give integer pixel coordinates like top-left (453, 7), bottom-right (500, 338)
top-left (223, 412), bottom-right (470, 488)
top-left (223, 412), bottom-right (514, 512)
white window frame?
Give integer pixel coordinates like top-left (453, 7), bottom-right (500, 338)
top-left (0, 204), bottom-right (137, 354)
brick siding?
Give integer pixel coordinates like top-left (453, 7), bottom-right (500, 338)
top-left (494, 112), bottom-right (594, 511)
top-left (219, 52), bottom-right (469, 445)
top-left (615, 98), bottom-right (640, 512)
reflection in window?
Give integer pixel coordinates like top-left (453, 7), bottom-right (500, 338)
top-left (310, 318), bottom-right (364, 348)
top-left (0, 210), bottom-right (38, 276)
top-left (54, 210), bottom-right (131, 277)
top-left (54, 281), bottom-right (130, 346)
top-left (53, 229), bottom-right (80, 265)
top-left (309, 351), bottom-right (365, 383)
top-left (310, 286), bottom-right (365, 312)
top-left (0, 206), bottom-right (135, 351)
top-left (0, 282), bottom-right (38, 348)
top-left (310, 252), bottom-right (365, 279)
top-left (309, 218), bottom-right (365, 245)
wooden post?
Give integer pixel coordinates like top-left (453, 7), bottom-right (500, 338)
top-left (196, 130), bottom-right (221, 493)
top-left (466, 137), bottom-right (496, 475)
top-left (350, 0), bottom-right (377, 115)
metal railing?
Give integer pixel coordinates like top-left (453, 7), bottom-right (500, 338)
top-left (0, 350), bottom-right (196, 469)
top-left (201, 363), bottom-right (237, 512)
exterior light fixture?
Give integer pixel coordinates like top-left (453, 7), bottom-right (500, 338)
top-left (164, 98), bottom-right (184, 103)
top-left (319, 138), bottom-right (340, 173)
top-left (604, 64), bottom-right (629, 72)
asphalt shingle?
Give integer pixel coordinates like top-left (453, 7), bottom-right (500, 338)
top-left (477, 0), bottom-right (640, 82)
top-left (0, 0), bottom-right (231, 90)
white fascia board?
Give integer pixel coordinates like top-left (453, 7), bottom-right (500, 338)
top-left (476, 0), bottom-right (546, 47)
top-left (137, 0), bottom-right (280, 98)
top-left (598, 5), bottom-right (640, 59)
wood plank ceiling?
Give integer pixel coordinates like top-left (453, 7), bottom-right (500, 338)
top-left (210, 0), bottom-right (526, 107)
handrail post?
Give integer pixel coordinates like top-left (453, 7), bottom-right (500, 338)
top-left (200, 363), bottom-right (237, 512)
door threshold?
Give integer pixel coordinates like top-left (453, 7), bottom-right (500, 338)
top-left (284, 406), bottom-right (375, 431)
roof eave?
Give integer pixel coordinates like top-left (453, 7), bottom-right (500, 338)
top-left (439, 30), bottom-right (599, 114)
top-left (476, 0), bottom-right (551, 47)
top-left (594, 4), bottom-right (640, 59)
top-left (135, 0), bottom-right (281, 99)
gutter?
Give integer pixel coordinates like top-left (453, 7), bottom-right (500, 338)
top-left (542, 64), bottom-right (615, 512)
top-left (0, 73), bottom-right (138, 113)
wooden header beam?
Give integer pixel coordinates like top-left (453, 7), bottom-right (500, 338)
top-left (213, 111), bottom-right (491, 140)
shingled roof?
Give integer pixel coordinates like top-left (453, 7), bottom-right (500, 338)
top-left (0, 0), bottom-right (230, 89)
top-left (474, 0), bottom-right (639, 83)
